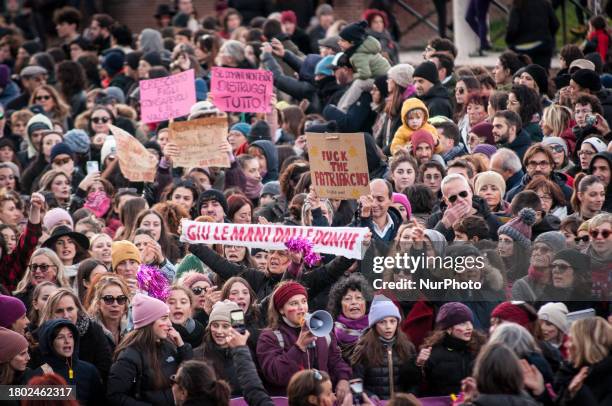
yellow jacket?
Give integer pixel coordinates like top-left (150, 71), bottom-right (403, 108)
top-left (390, 98), bottom-right (440, 155)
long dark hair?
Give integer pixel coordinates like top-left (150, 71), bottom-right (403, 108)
top-left (134, 209), bottom-right (180, 263)
top-left (510, 84), bottom-right (541, 126)
top-left (351, 324), bottom-right (415, 367)
top-left (114, 324), bottom-right (173, 389)
top-left (175, 360), bottom-right (231, 404)
top-left (56, 61), bottom-right (86, 101)
top-left (421, 329), bottom-right (486, 354)
top-left (474, 343), bottom-right (524, 395)
top-left (75, 258), bottom-right (106, 303)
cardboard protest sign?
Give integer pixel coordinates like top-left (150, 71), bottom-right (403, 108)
top-left (139, 69), bottom-right (196, 123)
top-left (181, 220), bottom-right (369, 260)
top-left (210, 67), bottom-right (273, 113)
top-left (306, 132), bottom-right (370, 199)
top-left (110, 125), bottom-right (158, 182)
top-left (168, 117), bottom-right (230, 168)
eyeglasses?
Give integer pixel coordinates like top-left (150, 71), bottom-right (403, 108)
top-left (551, 263), bottom-right (573, 273)
top-left (35, 95), bottom-right (51, 101)
top-left (574, 235), bottom-right (590, 243)
top-left (537, 194), bottom-right (553, 203)
top-left (29, 263), bottom-right (55, 273)
top-left (92, 116), bottom-right (110, 124)
top-left (578, 150), bottom-right (595, 157)
top-left (455, 88), bottom-right (465, 95)
top-left (191, 286), bottom-right (206, 295)
top-left (447, 190), bottom-right (469, 204)
top-left (101, 295), bottom-right (128, 305)
top-left (549, 145), bottom-right (565, 153)
top-left (527, 160), bottom-right (551, 169)
top-left (53, 157), bottom-right (71, 166)
top-left (590, 229), bottom-right (611, 239)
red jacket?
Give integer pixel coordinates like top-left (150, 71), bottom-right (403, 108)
top-left (588, 29), bottom-right (610, 62)
top-left (0, 221), bottom-right (42, 293)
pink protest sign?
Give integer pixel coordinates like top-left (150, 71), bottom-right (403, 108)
top-left (211, 67), bottom-right (273, 113)
top-left (139, 69), bottom-right (196, 123)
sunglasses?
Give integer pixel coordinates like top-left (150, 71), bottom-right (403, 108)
top-left (92, 116), bottom-right (111, 124)
top-left (191, 286), bottom-right (206, 295)
top-left (53, 157), bottom-right (71, 166)
top-left (101, 295), bottom-right (128, 305)
top-left (574, 235), bottom-right (589, 243)
top-left (551, 263), bottom-right (573, 273)
top-left (35, 95), bottom-right (51, 101)
top-left (447, 190), bottom-right (469, 204)
top-left (456, 88), bottom-right (465, 95)
top-left (29, 263), bottom-right (55, 273)
top-left (590, 229), bottom-right (611, 239)
top-left (549, 145), bottom-right (565, 153)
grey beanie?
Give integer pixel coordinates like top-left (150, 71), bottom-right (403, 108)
top-left (63, 129), bottom-right (91, 154)
top-left (497, 208), bottom-right (536, 248)
top-left (260, 180), bottom-right (280, 197)
top-left (368, 295), bottom-right (401, 328)
top-left (534, 231), bottom-right (566, 253)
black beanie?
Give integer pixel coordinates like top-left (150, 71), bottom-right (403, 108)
top-left (572, 68), bottom-right (602, 92)
top-left (142, 51), bottom-right (163, 67)
top-left (248, 120), bottom-right (271, 143)
top-left (553, 249), bottom-right (591, 272)
top-left (374, 74), bottom-right (389, 100)
top-left (339, 20), bottom-right (368, 44)
top-left (524, 64), bottom-right (548, 95)
top-left (413, 61), bottom-right (440, 84)
top-left (126, 51), bottom-right (143, 70)
top-left (198, 189), bottom-right (228, 214)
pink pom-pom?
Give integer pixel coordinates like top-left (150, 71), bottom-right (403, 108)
top-left (285, 237), bottom-right (321, 267)
top-left (137, 264), bottom-right (170, 301)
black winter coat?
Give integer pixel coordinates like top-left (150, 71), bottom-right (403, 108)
top-left (78, 318), bottom-right (113, 382)
top-left (422, 334), bottom-right (476, 397)
top-left (172, 318), bottom-right (204, 349)
top-left (323, 90), bottom-right (376, 133)
top-left (107, 341), bottom-right (193, 406)
top-left (32, 319), bottom-right (104, 405)
top-left (505, 0), bottom-right (558, 46)
top-left (352, 343), bottom-right (419, 400)
top-left (194, 340), bottom-right (242, 396)
top-left (418, 83), bottom-right (453, 119)
top-left (555, 355), bottom-right (612, 406)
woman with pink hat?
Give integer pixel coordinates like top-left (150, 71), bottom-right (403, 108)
top-left (107, 293), bottom-right (193, 404)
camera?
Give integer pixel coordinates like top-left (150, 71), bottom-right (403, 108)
top-left (585, 114), bottom-right (597, 126)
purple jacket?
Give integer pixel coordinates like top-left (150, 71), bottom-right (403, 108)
top-left (256, 321), bottom-right (352, 395)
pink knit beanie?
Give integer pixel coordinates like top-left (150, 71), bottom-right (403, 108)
top-left (43, 208), bottom-right (74, 231)
top-left (0, 327), bottom-right (28, 363)
top-left (392, 193), bottom-right (412, 220)
top-left (132, 293), bottom-right (169, 330)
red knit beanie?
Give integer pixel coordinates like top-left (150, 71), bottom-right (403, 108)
top-left (273, 282), bottom-right (307, 311)
top-left (491, 302), bottom-right (532, 328)
top-left (411, 130), bottom-right (435, 153)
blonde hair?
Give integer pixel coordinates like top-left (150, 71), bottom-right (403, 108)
top-left (39, 287), bottom-right (86, 327)
top-left (87, 274), bottom-right (130, 322)
top-left (569, 317), bottom-right (612, 368)
top-left (14, 248), bottom-right (69, 295)
top-left (38, 169), bottom-right (70, 194)
top-left (29, 84), bottom-right (71, 120)
top-left (301, 199), bottom-right (334, 226)
top-left (541, 104), bottom-right (572, 137)
top-left (589, 213), bottom-right (612, 230)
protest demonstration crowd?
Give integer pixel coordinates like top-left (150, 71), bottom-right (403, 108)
top-left (1, 0), bottom-right (612, 405)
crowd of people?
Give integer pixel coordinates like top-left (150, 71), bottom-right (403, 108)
top-left (0, 1), bottom-right (611, 405)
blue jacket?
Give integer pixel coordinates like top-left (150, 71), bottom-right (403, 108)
top-left (504, 169), bottom-right (525, 200)
top-left (0, 81), bottom-right (20, 107)
top-left (506, 171), bottom-right (573, 203)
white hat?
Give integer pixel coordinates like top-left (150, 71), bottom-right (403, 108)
top-left (538, 302), bottom-right (569, 334)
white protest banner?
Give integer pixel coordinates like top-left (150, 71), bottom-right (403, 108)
top-left (180, 220), bottom-right (369, 260)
